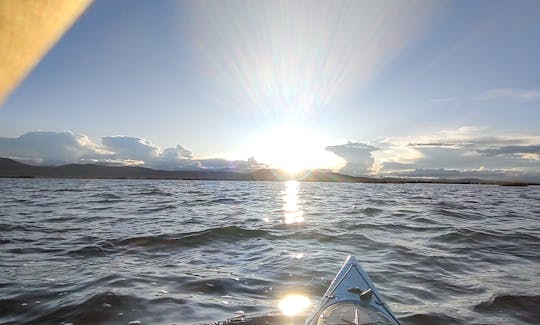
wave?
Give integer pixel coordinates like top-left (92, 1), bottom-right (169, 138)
top-left (181, 277), bottom-right (272, 297)
top-left (346, 221), bottom-right (448, 233)
top-left (474, 294), bottom-right (540, 323)
top-left (51, 188), bottom-right (84, 193)
top-left (120, 226), bottom-right (268, 248)
top-left (139, 189), bottom-right (173, 196)
top-left (89, 193), bottom-right (123, 200)
top-left (2, 180), bottom-right (539, 324)
top-left (19, 292), bottom-right (191, 325)
top-left (0, 223), bottom-right (36, 232)
top-left (202, 311), bottom-right (307, 325)
top-left (344, 206), bottom-right (383, 215)
top-left (184, 197), bottom-right (241, 206)
top-left (135, 204), bottom-right (177, 213)
top-left (433, 228), bottom-right (540, 246)
top-left (400, 312), bottom-right (465, 325)
top-left (67, 226), bottom-right (270, 256)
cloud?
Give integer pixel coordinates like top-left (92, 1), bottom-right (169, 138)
top-left (371, 127), bottom-right (540, 180)
top-left (325, 142), bottom-right (379, 175)
top-left (195, 157), bottom-right (266, 171)
top-left (477, 88), bottom-right (540, 102)
top-left (2, 129), bottom-right (539, 181)
top-left (162, 145), bottom-right (193, 160)
top-left (0, 131), bottom-right (100, 165)
top-left (319, 129), bottom-right (540, 180)
top-left (384, 168), bottom-right (540, 182)
top-left (478, 145), bottom-right (540, 157)
top-left (0, 131), bottom-right (265, 171)
top-left (101, 136), bottom-right (161, 161)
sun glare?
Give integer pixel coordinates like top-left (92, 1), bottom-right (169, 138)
top-left (283, 180), bottom-right (304, 224)
top-left (278, 294), bottom-right (311, 316)
top-left (249, 126), bottom-right (344, 173)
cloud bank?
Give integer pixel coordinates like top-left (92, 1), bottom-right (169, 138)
top-left (0, 131), bottom-right (265, 171)
top-left (2, 128), bottom-right (539, 181)
top-left (325, 127), bottom-right (540, 181)
top-left (0, 131), bottom-right (100, 165)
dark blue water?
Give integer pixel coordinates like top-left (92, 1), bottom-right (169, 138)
top-left (1, 179), bottom-right (539, 324)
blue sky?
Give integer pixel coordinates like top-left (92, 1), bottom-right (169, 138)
top-left (1, 0), bottom-right (539, 180)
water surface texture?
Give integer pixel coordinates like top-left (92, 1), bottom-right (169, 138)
top-left (1, 179), bottom-right (539, 324)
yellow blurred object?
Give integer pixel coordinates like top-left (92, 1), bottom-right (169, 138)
top-left (0, 0), bottom-right (92, 106)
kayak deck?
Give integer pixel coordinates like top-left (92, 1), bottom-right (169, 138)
top-left (305, 256), bottom-right (400, 325)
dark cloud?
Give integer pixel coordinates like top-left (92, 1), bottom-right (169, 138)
top-left (385, 168), bottom-right (540, 182)
top-left (409, 142), bottom-right (462, 148)
top-left (477, 145), bottom-right (540, 157)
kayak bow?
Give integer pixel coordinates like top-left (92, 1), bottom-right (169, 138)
top-left (305, 256), bottom-right (400, 325)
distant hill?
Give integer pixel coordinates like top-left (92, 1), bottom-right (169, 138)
top-left (0, 158), bottom-right (252, 181)
top-left (0, 158), bottom-right (535, 185)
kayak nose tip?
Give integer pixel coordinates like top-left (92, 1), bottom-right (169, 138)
top-left (345, 255), bottom-right (359, 265)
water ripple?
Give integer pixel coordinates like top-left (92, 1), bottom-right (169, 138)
top-left (0, 179), bottom-right (539, 324)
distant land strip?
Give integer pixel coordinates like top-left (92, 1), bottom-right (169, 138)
top-left (0, 158), bottom-right (535, 186)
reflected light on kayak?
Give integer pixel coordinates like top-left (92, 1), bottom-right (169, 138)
top-left (283, 181), bottom-right (304, 224)
top-left (278, 294), bottom-right (311, 316)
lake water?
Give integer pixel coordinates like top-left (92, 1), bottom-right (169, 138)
top-left (1, 179), bottom-right (539, 324)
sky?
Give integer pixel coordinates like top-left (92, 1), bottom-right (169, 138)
top-left (1, 0), bottom-right (539, 180)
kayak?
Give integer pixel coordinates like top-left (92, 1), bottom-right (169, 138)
top-left (305, 256), bottom-right (400, 325)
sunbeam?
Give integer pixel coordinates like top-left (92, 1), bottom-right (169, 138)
top-left (184, 0), bottom-right (440, 117)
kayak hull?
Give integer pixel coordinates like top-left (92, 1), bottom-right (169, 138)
top-left (305, 256), bottom-right (400, 325)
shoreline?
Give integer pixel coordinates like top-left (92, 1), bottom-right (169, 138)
top-left (1, 158), bottom-right (536, 186)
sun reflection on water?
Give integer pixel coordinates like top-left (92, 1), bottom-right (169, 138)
top-left (282, 181), bottom-right (304, 224)
top-left (278, 294), bottom-right (311, 316)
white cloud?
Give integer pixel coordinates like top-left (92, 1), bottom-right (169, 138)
top-left (100, 136), bottom-right (197, 170)
top-left (0, 131), bottom-right (264, 171)
top-left (195, 157), bottom-right (266, 171)
top-left (477, 88), bottom-right (540, 102)
top-left (161, 144), bottom-right (193, 160)
top-left (322, 127), bottom-right (539, 180)
top-left (79, 158), bottom-right (145, 166)
top-left (371, 127), bottom-right (540, 180)
top-left (478, 145), bottom-right (540, 157)
top-left (101, 136), bottom-right (161, 161)
top-left (383, 168), bottom-right (540, 182)
top-left (325, 142), bottom-right (379, 175)
top-left (0, 131), bottom-right (100, 165)
top-left (2, 129), bottom-right (539, 181)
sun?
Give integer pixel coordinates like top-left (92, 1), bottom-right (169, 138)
top-left (248, 126), bottom-right (344, 174)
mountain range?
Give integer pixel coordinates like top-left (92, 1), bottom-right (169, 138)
top-left (0, 158), bottom-right (533, 185)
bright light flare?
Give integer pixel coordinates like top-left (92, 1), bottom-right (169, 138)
top-left (278, 294), bottom-right (311, 316)
top-left (184, 1), bottom-right (441, 116)
top-left (249, 126), bottom-right (343, 173)
top-left (283, 180), bottom-right (304, 224)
